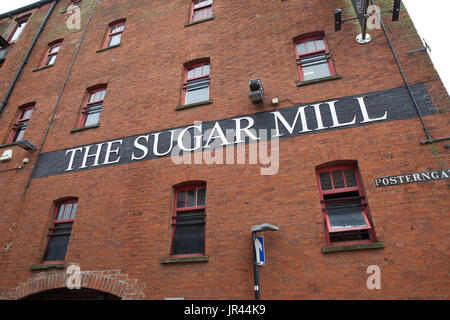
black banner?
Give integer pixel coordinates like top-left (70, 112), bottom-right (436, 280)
top-left (31, 83), bottom-right (435, 179)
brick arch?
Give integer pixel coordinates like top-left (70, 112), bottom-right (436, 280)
top-left (0, 268), bottom-right (145, 300)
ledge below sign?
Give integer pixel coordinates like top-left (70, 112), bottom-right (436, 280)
top-left (374, 169), bottom-right (450, 187)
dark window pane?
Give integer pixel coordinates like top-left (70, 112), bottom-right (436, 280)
top-left (172, 209), bottom-right (205, 255)
top-left (172, 225), bottom-right (204, 255)
top-left (197, 187), bottom-right (206, 206)
top-left (344, 169), bottom-right (358, 188)
top-left (326, 201), bottom-right (367, 229)
top-left (43, 222), bottom-right (73, 262)
top-left (176, 191), bottom-right (185, 208)
top-left (330, 229), bottom-right (370, 243)
top-left (319, 172), bottom-right (332, 190)
top-left (186, 189), bottom-right (196, 207)
top-left (332, 170), bottom-right (345, 189)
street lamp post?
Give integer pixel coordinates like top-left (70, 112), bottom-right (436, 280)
top-left (251, 223), bottom-right (279, 300)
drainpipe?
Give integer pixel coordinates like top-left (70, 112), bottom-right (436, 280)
top-left (0, 0), bottom-right (59, 114)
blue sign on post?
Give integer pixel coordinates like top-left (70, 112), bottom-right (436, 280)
top-left (254, 236), bottom-right (265, 266)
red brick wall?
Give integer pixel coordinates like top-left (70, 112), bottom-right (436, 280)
top-left (0, 0), bottom-right (448, 299)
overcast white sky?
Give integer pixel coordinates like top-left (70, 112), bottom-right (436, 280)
top-left (1, 0), bottom-right (449, 92)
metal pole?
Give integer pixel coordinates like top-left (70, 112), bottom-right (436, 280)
top-left (252, 231), bottom-right (260, 300)
top-left (361, 0), bottom-right (370, 41)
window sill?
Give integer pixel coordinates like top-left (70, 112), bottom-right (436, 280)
top-left (322, 241), bottom-right (384, 254)
top-left (176, 100), bottom-right (212, 111)
top-left (184, 16), bottom-right (215, 27)
top-left (96, 44), bottom-right (120, 53)
top-left (160, 256), bottom-right (209, 264)
top-left (296, 75), bottom-right (341, 87)
top-left (32, 64), bottom-right (54, 72)
top-left (70, 124), bottom-right (99, 133)
top-left (30, 263), bottom-right (66, 271)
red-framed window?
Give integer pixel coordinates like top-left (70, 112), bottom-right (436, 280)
top-left (7, 15), bottom-right (30, 43)
top-left (104, 20), bottom-right (125, 48)
top-left (42, 199), bottom-right (78, 263)
top-left (42, 40), bottom-right (62, 67)
top-left (8, 105), bottom-right (34, 143)
top-left (190, 0), bottom-right (213, 22)
top-left (182, 61), bottom-right (210, 105)
top-left (171, 183), bottom-right (207, 256)
top-left (316, 163), bottom-right (375, 246)
top-left (79, 86), bottom-right (106, 127)
top-left (294, 35), bottom-right (336, 82)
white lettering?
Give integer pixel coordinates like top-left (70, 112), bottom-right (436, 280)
top-left (355, 96), bottom-right (388, 123)
top-left (80, 143), bottom-right (104, 169)
top-left (233, 116), bottom-right (260, 142)
top-left (153, 130), bottom-right (176, 156)
top-left (65, 147), bottom-right (83, 171)
top-left (177, 122), bottom-right (203, 152)
top-left (103, 140), bottom-right (122, 165)
top-left (131, 135), bottom-right (150, 160)
top-left (203, 122), bottom-right (230, 148)
top-left (326, 100), bottom-right (356, 128)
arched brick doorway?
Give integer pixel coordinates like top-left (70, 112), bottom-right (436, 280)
top-left (0, 268), bottom-right (145, 300)
top-left (21, 287), bottom-right (121, 300)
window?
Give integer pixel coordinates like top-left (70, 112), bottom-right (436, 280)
top-left (8, 105), bottom-right (34, 143)
top-left (42, 40), bottom-right (62, 67)
top-left (80, 87), bottom-right (106, 127)
top-left (171, 184), bottom-right (207, 256)
top-left (183, 61), bottom-right (210, 105)
top-left (294, 35), bottom-right (336, 82)
top-left (316, 163), bottom-right (375, 245)
top-left (42, 199), bottom-right (78, 263)
top-left (104, 20), bottom-right (125, 48)
top-left (7, 16), bottom-right (29, 43)
top-left (190, 0), bottom-right (213, 22)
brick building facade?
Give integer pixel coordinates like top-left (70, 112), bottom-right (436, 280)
top-left (0, 0), bottom-right (448, 300)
